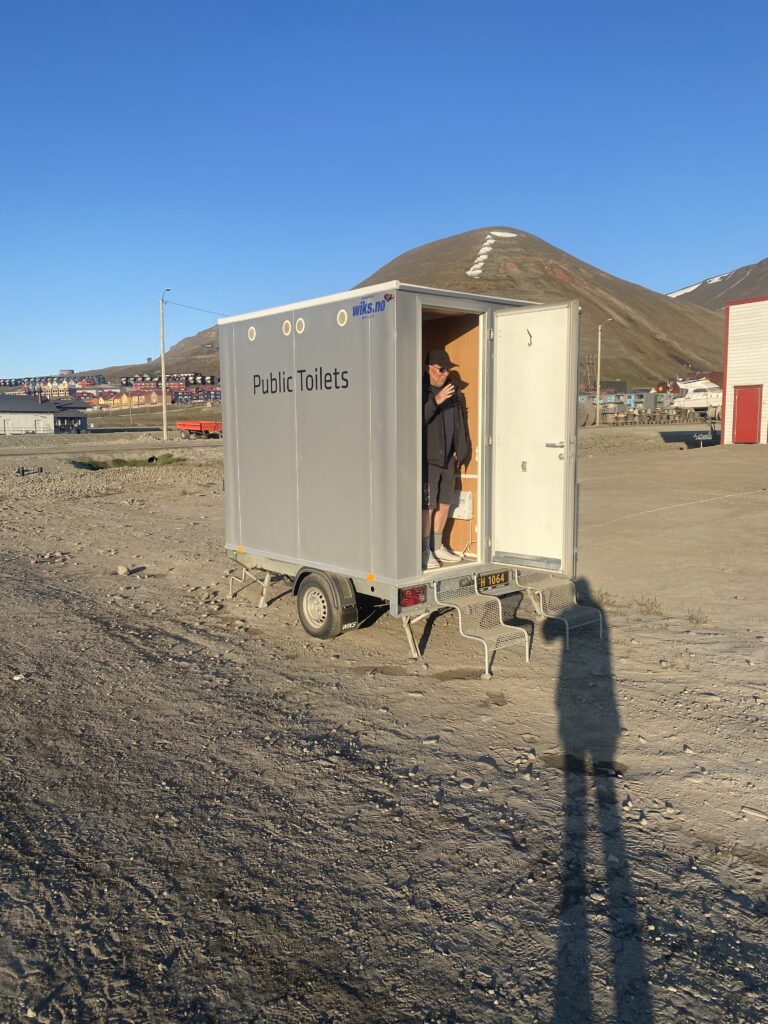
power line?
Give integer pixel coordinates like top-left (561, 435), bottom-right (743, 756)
top-left (165, 299), bottom-right (229, 317)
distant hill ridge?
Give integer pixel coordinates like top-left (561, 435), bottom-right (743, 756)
top-left (83, 326), bottom-right (220, 384)
top-left (356, 227), bottom-right (724, 383)
top-left (88, 227), bottom-right (729, 386)
top-left (668, 255), bottom-right (768, 311)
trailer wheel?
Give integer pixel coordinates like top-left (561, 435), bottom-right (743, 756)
top-left (297, 573), bottom-right (343, 639)
top-left (180, 430), bottom-right (190, 439)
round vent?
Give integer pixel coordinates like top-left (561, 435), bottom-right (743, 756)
top-left (295, 317), bottom-right (305, 335)
top-left (282, 320), bottom-right (292, 336)
top-left (247, 326), bottom-right (256, 341)
top-left (337, 309), bottom-right (348, 327)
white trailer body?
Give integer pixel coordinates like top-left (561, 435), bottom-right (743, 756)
top-left (722, 297), bottom-right (768, 444)
top-left (219, 282), bottom-right (579, 627)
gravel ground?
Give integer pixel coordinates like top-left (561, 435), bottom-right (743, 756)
top-left (0, 430), bottom-right (765, 1023)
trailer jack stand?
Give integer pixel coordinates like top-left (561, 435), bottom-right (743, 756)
top-left (402, 611), bottom-right (430, 661)
top-left (229, 566), bottom-right (275, 608)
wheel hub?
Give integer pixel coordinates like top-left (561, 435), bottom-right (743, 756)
top-left (303, 586), bottom-right (328, 628)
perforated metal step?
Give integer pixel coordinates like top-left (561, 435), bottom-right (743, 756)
top-left (513, 569), bottom-right (602, 650)
top-left (432, 579), bottom-right (530, 677)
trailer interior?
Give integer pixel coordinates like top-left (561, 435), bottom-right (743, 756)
top-left (421, 306), bottom-right (482, 564)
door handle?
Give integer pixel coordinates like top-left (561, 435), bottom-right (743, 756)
top-left (545, 441), bottom-right (565, 448)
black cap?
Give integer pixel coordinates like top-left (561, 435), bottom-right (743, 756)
top-left (426, 348), bottom-right (457, 371)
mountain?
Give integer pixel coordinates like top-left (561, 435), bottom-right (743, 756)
top-left (88, 227), bottom-right (729, 386)
top-left (668, 256), bottom-right (768, 311)
top-left (82, 326), bottom-right (219, 383)
top-left (356, 227), bottom-right (725, 384)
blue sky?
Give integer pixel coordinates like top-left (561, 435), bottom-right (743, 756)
top-left (1, 0), bottom-right (766, 377)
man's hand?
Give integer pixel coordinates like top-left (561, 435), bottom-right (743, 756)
top-left (435, 382), bottom-right (455, 405)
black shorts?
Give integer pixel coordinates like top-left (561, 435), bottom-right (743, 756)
top-left (423, 462), bottom-right (457, 510)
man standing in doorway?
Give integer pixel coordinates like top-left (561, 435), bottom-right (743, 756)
top-left (423, 348), bottom-right (471, 570)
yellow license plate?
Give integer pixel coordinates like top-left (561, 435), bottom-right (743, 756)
top-left (477, 571), bottom-right (509, 591)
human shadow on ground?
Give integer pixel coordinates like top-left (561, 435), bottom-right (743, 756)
top-left (545, 580), bottom-right (654, 1024)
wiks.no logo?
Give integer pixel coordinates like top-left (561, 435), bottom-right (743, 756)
top-left (351, 293), bottom-right (393, 319)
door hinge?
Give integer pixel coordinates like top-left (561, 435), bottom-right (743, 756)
top-left (486, 435), bottom-right (493, 445)
top-left (489, 328), bottom-right (494, 341)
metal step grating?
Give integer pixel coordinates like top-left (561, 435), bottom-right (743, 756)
top-left (512, 569), bottom-right (602, 650)
top-left (432, 585), bottom-right (530, 677)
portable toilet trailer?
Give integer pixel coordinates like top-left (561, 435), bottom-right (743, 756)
top-left (219, 282), bottom-right (595, 674)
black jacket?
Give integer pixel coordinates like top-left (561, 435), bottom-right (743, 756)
top-left (423, 376), bottom-right (472, 468)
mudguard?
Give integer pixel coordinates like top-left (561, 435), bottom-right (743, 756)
top-left (293, 569), bottom-right (358, 631)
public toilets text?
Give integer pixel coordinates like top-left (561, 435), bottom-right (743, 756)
top-left (252, 368), bottom-right (350, 396)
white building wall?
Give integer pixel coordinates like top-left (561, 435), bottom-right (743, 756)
top-left (723, 298), bottom-right (768, 444)
top-left (0, 412), bottom-right (55, 434)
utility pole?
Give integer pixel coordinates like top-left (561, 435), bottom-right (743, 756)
top-left (595, 317), bottom-right (614, 426)
top-left (159, 288), bottom-right (171, 441)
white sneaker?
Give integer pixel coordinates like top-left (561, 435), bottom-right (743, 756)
top-left (423, 551), bottom-right (441, 571)
top-left (434, 544), bottom-right (462, 563)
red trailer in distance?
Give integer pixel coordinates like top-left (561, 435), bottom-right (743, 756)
top-left (175, 419), bottom-right (223, 439)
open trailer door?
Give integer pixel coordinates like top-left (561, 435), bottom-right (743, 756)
top-left (490, 300), bottom-right (578, 575)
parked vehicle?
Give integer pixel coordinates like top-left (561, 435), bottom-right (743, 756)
top-left (673, 381), bottom-right (722, 419)
top-left (175, 419), bottom-right (223, 438)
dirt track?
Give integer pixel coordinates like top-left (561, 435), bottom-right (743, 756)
top-left (0, 428), bottom-right (766, 1023)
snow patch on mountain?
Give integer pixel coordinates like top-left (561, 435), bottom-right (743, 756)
top-left (466, 230), bottom-right (518, 278)
top-left (667, 282), bottom-right (702, 298)
top-left (668, 269), bottom-right (736, 298)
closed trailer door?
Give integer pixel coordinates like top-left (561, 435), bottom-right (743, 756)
top-left (491, 301), bottom-right (578, 574)
top-left (732, 385), bottom-right (762, 443)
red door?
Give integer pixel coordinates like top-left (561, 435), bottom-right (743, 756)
top-left (732, 385), bottom-right (763, 443)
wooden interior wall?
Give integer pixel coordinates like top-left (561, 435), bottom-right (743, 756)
top-left (422, 315), bottom-right (479, 556)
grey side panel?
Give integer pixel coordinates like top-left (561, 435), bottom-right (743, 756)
top-left (294, 299), bottom-right (375, 574)
top-left (395, 291), bottom-right (422, 579)
top-left (228, 314), bottom-right (300, 559)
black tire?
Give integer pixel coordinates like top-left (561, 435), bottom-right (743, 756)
top-left (297, 573), bottom-right (343, 639)
top-left (180, 430), bottom-right (190, 439)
